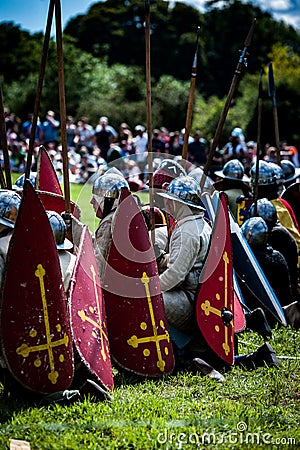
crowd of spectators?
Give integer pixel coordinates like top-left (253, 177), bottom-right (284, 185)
top-left (0, 109), bottom-right (299, 186)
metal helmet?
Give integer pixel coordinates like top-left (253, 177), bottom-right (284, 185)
top-left (158, 175), bottom-right (204, 210)
top-left (241, 216), bottom-right (269, 246)
top-left (46, 210), bottom-right (73, 250)
top-left (249, 198), bottom-right (277, 230)
top-left (92, 172), bottom-right (129, 199)
top-left (250, 160), bottom-right (276, 186)
top-left (0, 190), bottom-right (21, 228)
top-left (104, 167), bottom-right (124, 177)
top-left (153, 159), bottom-right (186, 189)
top-left (189, 167), bottom-right (214, 193)
top-left (268, 162), bottom-right (283, 183)
top-left (13, 172), bottom-right (37, 190)
top-left (106, 145), bottom-right (123, 163)
top-left (92, 172), bottom-right (129, 217)
top-left (281, 160), bottom-right (297, 183)
top-left (215, 159), bottom-right (247, 181)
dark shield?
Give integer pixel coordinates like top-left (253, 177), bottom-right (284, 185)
top-left (69, 224), bottom-right (114, 391)
top-left (201, 191), bottom-right (287, 326)
top-left (0, 181), bottom-right (74, 393)
top-left (36, 146), bottom-right (63, 195)
top-left (103, 188), bottom-right (174, 377)
top-left (196, 192), bottom-right (235, 365)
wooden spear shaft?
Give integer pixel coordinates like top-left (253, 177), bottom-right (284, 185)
top-left (55, 0), bottom-right (70, 214)
top-left (145, 0), bottom-right (155, 244)
top-left (253, 69), bottom-right (263, 216)
top-left (268, 62), bottom-right (281, 166)
top-left (0, 166), bottom-right (6, 189)
top-left (200, 19), bottom-right (256, 191)
top-left (25, 0), bottom-right (55, 180)
top-left (181, 27), bottom-right (200, 167)
top-left (0, 86), bottom-right (10, 188)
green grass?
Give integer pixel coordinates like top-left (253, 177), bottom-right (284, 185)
top-left (1, 177), bottom-right (299, 449)
top-left (67, 181), bottom-right (149, 233)
top-left (0, 328), bottom-right (299, 449)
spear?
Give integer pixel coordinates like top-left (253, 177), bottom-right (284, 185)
top-left (268, 62), bottom-right (281, 166)
top-left (0, 86), bottom-right (9, 188)
top-left (201, 19), bottom-right (256, 190)
top-left (25, 0), bottom-right (55, 180)
top-left (0, 165), bottom-right (6, 189)
top-left (181, 26), bottom-right (201, 167)
top-left (253, 68), bottom-right (263, 216)
top-left (54, 0), bottom-right (70, 214)
top-left (145, 0), bottom-right (155, 243)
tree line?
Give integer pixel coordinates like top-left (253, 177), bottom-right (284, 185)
top-left (1, 0), bottom-right (300, 148)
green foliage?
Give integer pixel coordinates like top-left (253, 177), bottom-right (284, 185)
top-left (3, 0), bottom-right (300, 147)
top-left (0, 23), bottom-right (43, 83)
top-left (192, 95), bottom-right (225, 143)
top-left (151, 76), bottom-right (191, 130)
top-left (63, 0), bottom-right (300, 97)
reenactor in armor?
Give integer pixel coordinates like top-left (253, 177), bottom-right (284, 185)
top-left (153, 158), bottom-right (187, 210)
top-left (213, 159), bottom-right (252, 219)
top-left (91, 171), bottom-right (129, 282)
top-left (281, 160), bottom-right (299, 188)
top-left (248, 198), bottom-right (300, 330)
top-left (158, 177), bottom-right (280, 374)
top-left (241, 217), bottom-right (294, 310)
top-left (249, 198), bottom-right (299, 302)
top-left (46, 210), bottom-right (76, 293)
top-left (157, 175), bottom-right (226, 379)
top-left (250, 160), bottom-right (300, 264)
top-left (0, 191), bottom-right (21, 393)
top-left (0, 190), bottom-right (22, 287)
top-left (149, 158), bottom-right (187, 272)
top-left (1, 202), bottom-right (110, 403)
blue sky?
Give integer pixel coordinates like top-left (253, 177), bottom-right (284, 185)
top-left (0, 0), bottom-right (98, 34)
top-left (0, 0), bottom-right (299, 33)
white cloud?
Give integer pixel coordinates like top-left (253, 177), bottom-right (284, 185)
top-left (171, 0), bottom-right (300, 30)
top-left (262, 0), bottom-right (294, 11)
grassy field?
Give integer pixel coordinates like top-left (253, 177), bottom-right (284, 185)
top-left (0, 328), bottom-right (299, 449)
top-left (0, 179), bottom-right (299, 449)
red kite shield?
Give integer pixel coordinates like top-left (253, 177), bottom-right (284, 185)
top-left (196, 192), bottom-right (235, 365)
top-left (0, 182), bottom-right (74, 393)
top-left (69, 225), bottom-right (114, 391)
top-left (37, 190), bottom-right (81, 219)
top-left (233, 291), bottom-right (246, 333)
top-left (103, 189), bottom-right (174, 377)
top-left (36, 146), bottom-right (63, 195)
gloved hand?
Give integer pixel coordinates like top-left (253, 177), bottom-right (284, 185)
top-left (153, 243), bottom-right (165, 262)
top-left (153, 243), bottom-right (169, 273)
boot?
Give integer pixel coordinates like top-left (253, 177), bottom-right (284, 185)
top-left (80, 379), bottom-right (113, 401)
top-left (235, 342), bottom-right (280, 370)
top-left (283, 301), bottom-right (300, 329)
top-left (40, 389), bottom-right (82, 405)
top-left (245, 308), bottom-right (272, 339)
top-left (188, 358), bottom-right (225, 382)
